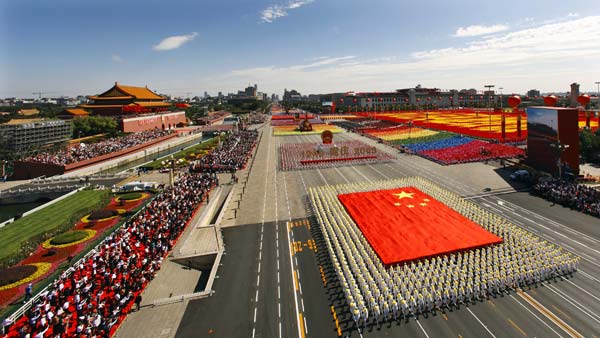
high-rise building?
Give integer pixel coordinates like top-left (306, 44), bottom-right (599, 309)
top-left (527, 89), bottom-right (541, 98)
top-left (570, 83), bottom-right (580, 108)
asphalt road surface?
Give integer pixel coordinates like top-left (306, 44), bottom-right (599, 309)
top-left (176, 124), bottom-right (600, 338)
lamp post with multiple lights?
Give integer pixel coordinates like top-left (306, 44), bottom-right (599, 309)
top-left (485, 85), bottom-right (495, 133)
top-left (595, 81), bottom-right (600, 108)
top-left (162, 155), bottom-right (184, 197)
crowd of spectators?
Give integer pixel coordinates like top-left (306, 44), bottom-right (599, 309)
top-left (191, 130), bottom-right (258, 173)
top-left (532, 179), bottom-right (600, 217)
top-left (4, 172), bottom-right (216, 338)
top-left (21, 129), bottom-right (173, 166)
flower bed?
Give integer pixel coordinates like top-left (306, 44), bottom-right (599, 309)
top-left (0, 192), bottom-right (151, 308)
top-left (357, 109), bottom-right (528, 143)
top-left (0, 266), bottom-right (37, 288)
top-left (419, 140), bottom-right (525, 165)
top-left (0, 263), bottom-right (51, 291)
top-left (43, 230), bottom-right (96, 248)
top-left (279, 141), bottom-right (394, 171)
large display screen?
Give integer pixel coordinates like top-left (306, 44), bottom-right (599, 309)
top-left (527, 107), bottom-right (558, 142)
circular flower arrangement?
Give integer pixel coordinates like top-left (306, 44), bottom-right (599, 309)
top-left (114, 192), bottom-right (149, 203)
top-left (81, 209), bottom-right (119, 223)
top-left (0, 263), bottom-right (51, 291)
top-left (42, 229), bottom-right (96, 249)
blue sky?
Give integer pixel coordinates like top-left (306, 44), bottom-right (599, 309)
top-left (1, 0), bottom-right (599, 98)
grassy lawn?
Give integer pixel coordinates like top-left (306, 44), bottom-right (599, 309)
top-left (0, 189), bottom-right (110, 267)
top-left (145, 137), bottom-right (218, 170)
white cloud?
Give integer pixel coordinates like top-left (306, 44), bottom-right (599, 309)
top-left (567, 12), bottom-right (579, 17)
top-left (260, 0), bottom-right (314, 23)
top-left (453, 24), bottom-right (509, 37)
top-left (153, 32), bottom-right (198, 51)
top-left (222, 16), bottom-right (600, 94)
top-left (111, 54), bottom-right (123, 62)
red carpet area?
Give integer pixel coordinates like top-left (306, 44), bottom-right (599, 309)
top-left (337, 187), bottom-right (503, 265)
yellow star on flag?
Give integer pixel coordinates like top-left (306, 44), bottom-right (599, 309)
top-left (423, 198), bottom-right (430, 202)
top-left (394, 202), bottom-right (401, 206)
top-left (407, 204), bottom-right (415, 208)
top-left (420, 202), bottom-right (428, 207)
top-left (393, 191), bottom-right (414, 199)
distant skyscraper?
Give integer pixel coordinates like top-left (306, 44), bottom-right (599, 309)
top-left (570, 83), bottom-right (579, 108)
top-left (527, 89), bottom-right (541, 98)
top-left (204, 91), bottom-right (209, 98)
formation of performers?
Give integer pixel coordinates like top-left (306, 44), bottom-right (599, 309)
top-left (310, 177), bottom-right (579, 327)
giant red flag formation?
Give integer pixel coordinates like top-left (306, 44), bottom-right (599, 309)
top-left (310, 177), bottom-right (579, 326)
top-left (337, 187), bottom-right (502, 265)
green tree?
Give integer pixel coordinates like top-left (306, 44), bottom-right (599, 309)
top-left (73, 116), bottom-right (118, 138)
top-left (580, 129), bottom-right (600, 162)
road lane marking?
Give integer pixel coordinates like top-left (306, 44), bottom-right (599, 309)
top-left (552, 305), bottom-right (572, 320)
top-left (517, 289), bottom-right (583, 338)
top-left (507, 318), bottom-right (528, 337)
top-left (509, 294), bottom-right (564, 338)
top-left (545, 284), bottom-right (600, 323)
top-left (299, 313), bottom-right (307, 338)
top-left (442, 313), bottom-right (448, 321)
top-left (415, 319), bottom-right (430, 338)
top-left (294, 271), bottom-right (299, 291)
top-left (564, 279), bottom-right (600, 303)
top-left (331, 306), bottom-right (342, 336)
top-left (467, 307), bottom-right (497, 338)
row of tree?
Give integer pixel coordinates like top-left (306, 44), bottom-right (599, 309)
top-left (579, 128), bottom-right (600, 164)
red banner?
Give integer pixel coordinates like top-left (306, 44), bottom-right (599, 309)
top-left (337, 187), bottom-right (502, 265)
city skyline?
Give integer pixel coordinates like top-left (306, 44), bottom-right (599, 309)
top-left (1, 0), bottom-right (599, 98)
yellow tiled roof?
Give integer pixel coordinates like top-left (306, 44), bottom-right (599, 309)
top-left (116, 84), bottom-right (164, 100)
top-left (64, 108), bottom-right (90, 116)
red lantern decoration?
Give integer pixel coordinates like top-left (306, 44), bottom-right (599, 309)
top-left (459, 96), bottom-right (463, 100)
top-left (469, 96), bottom-right (474, 100)
top-left (379, 97), bottom-right (383, 102)
top-left (367, 98), bottom-right (371, 102)
top-left (543, 95), bottom-right (558, 107)
top-left (416, 98), bottom-right (421, 102)
top-left (577, 94), bottom-right (591, 106)
top-left (427, 97), bottom-right (431, 101)
top-left (392, 98), bottom-right (396, 102)
top-left (507, 95), bottom-right (521, 108)
top-left (480, 95), bottom-right (483, 100)
top-left (353, 98), bottom-right (357, 103)
top-left (339, 98), bottom-right (344, 102)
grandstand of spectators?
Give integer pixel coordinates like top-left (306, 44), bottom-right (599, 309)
top-left (532, 179), bottom-right (600, 217)
top-left (4, 172), bottom-right (215, 337)
top-left (190, 130), bottom-right (259, 173)
top-left (21, 129), bottom-right (173, 166)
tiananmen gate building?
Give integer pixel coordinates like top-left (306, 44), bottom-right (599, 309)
top-left (61, 82), bottom-right (187, 132)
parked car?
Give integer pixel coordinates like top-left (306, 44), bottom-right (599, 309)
top-left (510, 169), bottom-right (530, 181)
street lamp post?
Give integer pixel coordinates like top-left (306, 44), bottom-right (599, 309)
top-left (161, 155), bottom-right (184, 198)
top-left (595, 81), bottom-right (600, 108)
top-left (499, 87), bottom-right (504, 109)
top-left (550, 141), bottom-right (570, 180)
top-left (485, 85), bottom-right (495, 134)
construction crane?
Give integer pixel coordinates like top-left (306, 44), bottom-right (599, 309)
top-left (31, 91), bottom-right (56, 99)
